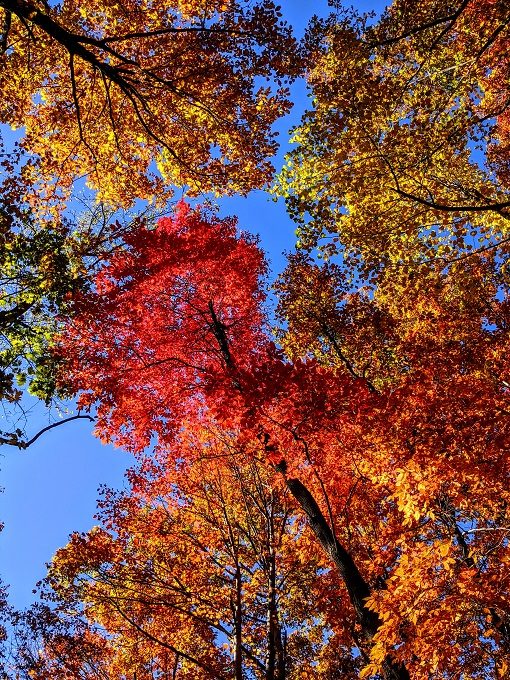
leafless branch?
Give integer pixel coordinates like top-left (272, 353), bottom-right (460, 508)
top-left (0, 414), bottom-right (95, 450)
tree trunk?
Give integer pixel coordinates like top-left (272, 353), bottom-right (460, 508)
top-left (285, 476), bottom-right (410, 680)
top-left (265, 517), bottom-right (285, 680)
top-left (234, 561), bottom-right (243, 680)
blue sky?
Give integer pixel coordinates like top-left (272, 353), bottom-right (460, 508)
top-left (0, 0), bottom-right (384, 611)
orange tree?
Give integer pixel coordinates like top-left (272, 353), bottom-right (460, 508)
top-left (27, 443), bottom-right (358, 679)
top-left (53, 204), bottom-right (510, 679)
top-left (0, 0), bottom-right (297, 209)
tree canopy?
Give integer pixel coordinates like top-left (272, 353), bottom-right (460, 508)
top-left (50, 204), bottom-right (510, 678)
top-left (2, 2), bottom-right (510, 679)
top-left (277, 0), bottom-right (510, 274)
top-left (0, 0), bottom-right (298, 209)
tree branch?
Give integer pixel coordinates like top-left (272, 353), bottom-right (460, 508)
top-left (112, 602), bottom-right (226, 679)
top-left (367, 0), bottom-right (470, 49)
top-left (0, 7), bottom-right (11, 53)
top-left (0, 414), bottom-right (95, 450)
top-left (0, 300), bottom-right (34, 328)
top-left (393, 187), bottom-right (510, 217)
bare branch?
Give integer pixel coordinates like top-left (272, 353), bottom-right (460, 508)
top-left (0, 414), bottom-right (95, 450)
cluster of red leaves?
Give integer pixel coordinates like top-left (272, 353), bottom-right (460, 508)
top-left (61, 202), bottom-right (268, 451)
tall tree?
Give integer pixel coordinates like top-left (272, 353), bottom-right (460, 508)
top-left (277, 0), bottom-right (510, 274)
top-left (0, 0), bottom-right (297, 209)
top-left (21, 445), bottom-right (356, 679)
top-left (55, 203), bottom-right (510, 678)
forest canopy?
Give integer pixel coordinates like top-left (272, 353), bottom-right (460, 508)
top-left (1, 2), bottom-right (510, 679)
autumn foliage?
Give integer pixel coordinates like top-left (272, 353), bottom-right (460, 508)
top-left (278, 0), bottom-right (510, 273)
top-left (2, 2), bottom-right (510, 680)
top-left (47, 204), bottom-right (510, 678)
top-left (37, 448), bottom-right (359, 679)
top-left (0, 0), bottom-right (297, 208)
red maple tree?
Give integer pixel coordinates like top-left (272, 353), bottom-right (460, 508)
top-left (56, 203), bottom-right (510, 679)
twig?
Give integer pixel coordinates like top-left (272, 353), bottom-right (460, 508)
top-left (0, 414), bottom-right (95, 450)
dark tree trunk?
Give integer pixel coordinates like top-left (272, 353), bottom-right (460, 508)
top-left (285, 476), bottom-right (410, 680)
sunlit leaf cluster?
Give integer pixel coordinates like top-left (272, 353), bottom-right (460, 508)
top-left (0, 0), bottom-right (298, 209)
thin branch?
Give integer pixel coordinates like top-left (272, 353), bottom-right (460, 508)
top-left (99, 26), bottom-right (257, 44)
top-left (321, 323), bottom-right (377, 393)
top-left (0, 414), bottom-right (95, 450)
top-left (393, 186), bottom-right (510, 216)
top-left (0, 300), bottom-right (34, 327)
top-left (112, 603), bottom-right (226, 679)
top-left (476, 20), bottom-right (509, 59)
top-left (0, 8), bottom-right (11, 53)
top-left (367, 0), bottom-right (470, 49)
top-left (462, 527), bottom-right (510, 535)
